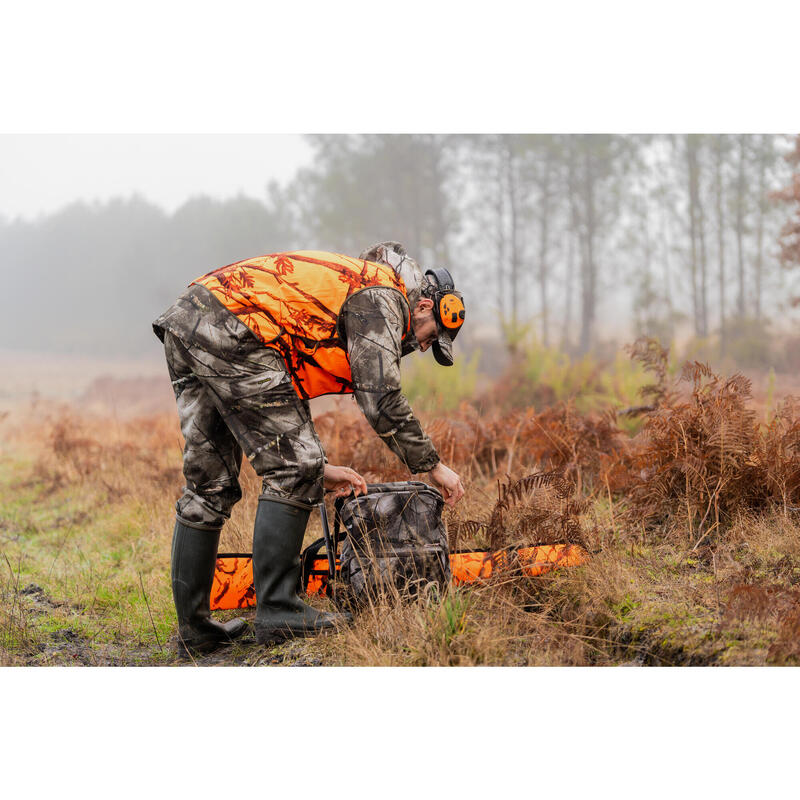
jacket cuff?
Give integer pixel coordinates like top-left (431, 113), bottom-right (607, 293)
top-left (408, 452), bottom-right (441, 474)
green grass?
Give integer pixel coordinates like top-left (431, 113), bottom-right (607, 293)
top-left (0, 450), bottom-right (178, 664)
top-left (426, 587), bottom-right (471, 648)
top-left (3, 421), bottom-right (799, 667)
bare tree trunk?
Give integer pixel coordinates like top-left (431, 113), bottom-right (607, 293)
top-left (687, 135), bottom-right (701, 336)
top-left (564, 141), bottom-right (580, 353)
top-left (429, 136), bottom-right (451, 265)
top-left (735, 135), bottom-right (747, 318)
top-left (579, 140), bottom-right (597, 354)
top-left (698, 179), bottom-right (709, 338)
top-left (505, 138), bottom-right (521, 337)
top-left (686, 135), bottom-right (709, 337)
top-left (755, 134), bottom-right (767, 320)
top-left (411, 151), bottom-right (422, 259)
top-left (562, 227), bottom-right (575, 352)
top-left (659, 196), bottom-right (674, 340)
top-left (714, 136), bottom-right (727, 356)
top-left (494, 138), bottom-right (507, 321)
top-left (538, 154), bottom-right (553, 346)
top-left (641, 199), bottom-right (656, 335)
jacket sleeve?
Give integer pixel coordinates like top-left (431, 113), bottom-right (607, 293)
top-left (340, 287), bottom-right (440, 474)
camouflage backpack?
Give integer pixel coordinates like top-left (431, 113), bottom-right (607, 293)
top-left (333, 481), bottom-right (450, 607)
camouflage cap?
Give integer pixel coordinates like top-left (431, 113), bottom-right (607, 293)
top-left (359, 241), bottom-right (425, 309)
top-left (359, 244), bottom-right (464, 366)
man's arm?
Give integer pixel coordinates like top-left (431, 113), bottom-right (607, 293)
top-left (340, 287), bottom-right (440, 474)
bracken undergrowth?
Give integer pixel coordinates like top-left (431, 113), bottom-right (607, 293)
top-left (3, 338), bottom-right (800, 665)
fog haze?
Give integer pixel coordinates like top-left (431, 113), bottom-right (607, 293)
top-left (1, 134), bottom-right (798, 388)
top-left (0, 135), bottom-right (312, 220)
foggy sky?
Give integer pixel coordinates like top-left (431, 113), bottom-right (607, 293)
top-left (0, 134), bottom-right (312, 220)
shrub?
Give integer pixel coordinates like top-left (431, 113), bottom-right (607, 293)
top-left (401, 349), bottom-right (481, 411)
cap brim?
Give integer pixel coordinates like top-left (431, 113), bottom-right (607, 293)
top-left (432, 330), bottom-right (454, 366)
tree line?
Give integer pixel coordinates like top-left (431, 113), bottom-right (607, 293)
top-left (0, 134), bottom-right (797, 361)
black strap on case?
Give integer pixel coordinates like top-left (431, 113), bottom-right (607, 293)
top-left (299, 537), bottom-right (333, 597)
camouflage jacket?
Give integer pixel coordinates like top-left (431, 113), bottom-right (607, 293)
top-left (338, 287), bottom-right (439, 474)
top-left (153, 283), bottom-right (440, 475)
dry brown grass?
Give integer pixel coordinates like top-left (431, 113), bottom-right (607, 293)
top-left (4, 341), bottom-right (800, 665)
top-left (312, 576), bottom-right (592, 667)
top-left (5, 404), bottom-right (263, 553)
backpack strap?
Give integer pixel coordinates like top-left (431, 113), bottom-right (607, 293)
top-left (319, 502), bottom-right (337, 581)
top-left (300, 536), bottom-right (331, 596)
top-left (333, 494), bottom-right (348, 560)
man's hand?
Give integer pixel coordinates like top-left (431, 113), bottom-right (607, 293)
top-left (428, 462), bottom-right (465, 507)
top-left (323, 464), bottom-right (368, 498)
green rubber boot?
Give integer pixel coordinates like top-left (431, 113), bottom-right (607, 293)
top-left (253, 497), bottom-right (352, 645)
top-left (171, 520), bottom-right (248, 658)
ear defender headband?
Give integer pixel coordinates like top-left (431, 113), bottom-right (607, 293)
top-left (425, 268), bottom-right (465, 334)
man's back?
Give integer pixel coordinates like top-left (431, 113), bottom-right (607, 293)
top-left (193, 250), bottom-right (408, 347)
top-left (155, 250), bottom-right (412, 399)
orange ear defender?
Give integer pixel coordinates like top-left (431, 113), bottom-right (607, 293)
top-left (439, 293), bottom-right (465, 330)
top-left (425, 267), bottom-right (465, 335)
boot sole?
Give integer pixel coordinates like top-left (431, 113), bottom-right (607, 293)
top-left (176, 629), bottom-right (251, 660)
top-left (255, 622), bottom-right (342, 647)
top-left (177, 639), bottom-right (232, 660)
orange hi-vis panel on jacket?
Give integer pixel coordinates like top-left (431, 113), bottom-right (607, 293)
top-left (194, 251), bottom-right (410, 399)
top-left (210, 543), bottom-right (589, 610)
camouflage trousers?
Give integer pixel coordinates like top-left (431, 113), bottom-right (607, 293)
top-left (163, 331), bottom-right (326, 530)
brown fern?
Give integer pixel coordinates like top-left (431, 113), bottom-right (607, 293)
top-left (626, 336), bottom-right (671, 407)
top-left (486, 471), bottom-right (587, 550)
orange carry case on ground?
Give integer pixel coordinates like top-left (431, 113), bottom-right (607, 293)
top-left (210, 540), bottom-right (587, 611)
top-left (211, 486), bottom-right (588, 611)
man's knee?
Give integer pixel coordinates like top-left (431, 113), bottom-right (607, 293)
top-left (295, 446), bottom-right (326, 503)
top-left (175, 482), bottom-right (243, 530)
top-left (254, 438), bottom-right (325, 507)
